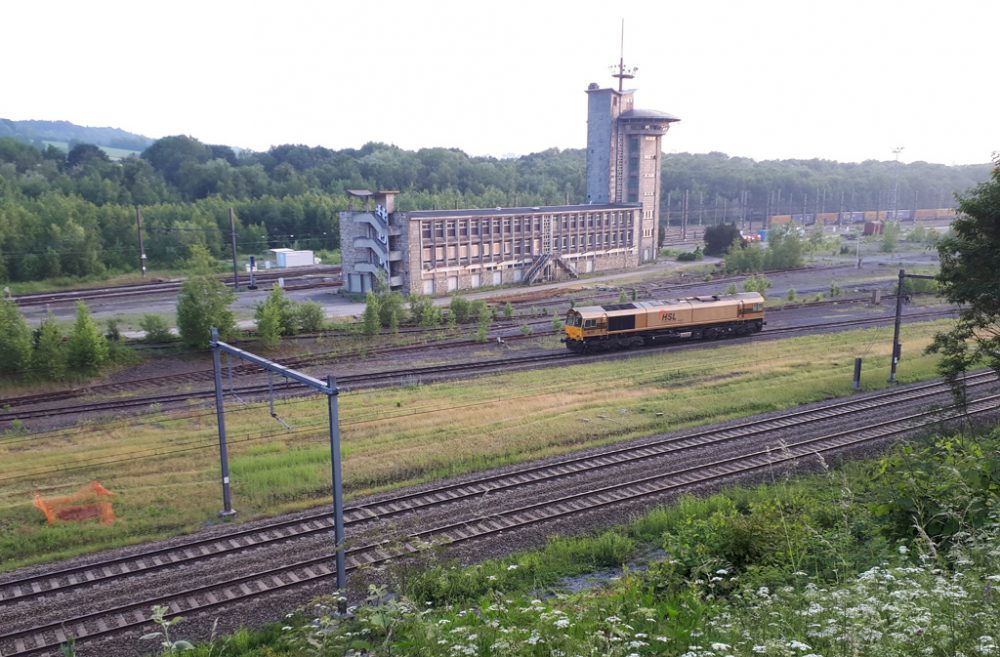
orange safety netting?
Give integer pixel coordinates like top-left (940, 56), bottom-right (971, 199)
top-left (33, 481), bottom-right (115, 525)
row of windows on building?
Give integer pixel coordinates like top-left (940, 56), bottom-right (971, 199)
top-left (418, 212), bottom-right (635, 241)
top-left (421, 232), bottom-right (634, 269)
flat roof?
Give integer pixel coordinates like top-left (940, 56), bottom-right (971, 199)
top-left (620, 108), bottom-right (680, 122)
top-left (407, 202), bottom-right (640, 220)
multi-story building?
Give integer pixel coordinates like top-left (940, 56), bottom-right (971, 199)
top-left (340, 72), bottom-right (678, 296)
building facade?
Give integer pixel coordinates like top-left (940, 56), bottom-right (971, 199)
top-left (340, 75), bottom-right (678, 296)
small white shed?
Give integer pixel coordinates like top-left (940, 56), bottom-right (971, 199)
top-left (269, 248), bottom-right (315, 268)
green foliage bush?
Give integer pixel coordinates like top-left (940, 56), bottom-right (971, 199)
top-left (704, 223), bottom-right (742, 256)
top-left (869, 435), bottom-right (1000, 547)
top-left (253, 285), bottom-right (328, 344)
top-left (475, 301), bottom-right (493, 343)
top-left (676, 246), bottom-right (703, 261)
top-left (295, 301), bottom-right (326, 333)
top-left (409, 293), bottom-right (441, 328)
top-left (449, 295), bottom-right (472, 324)
top-left (139, 314), bottom-right (173, 343)
top-left (742, 274), bottom-right (772, 295)
top-left (725, 228), bottom-right (804, 274)
top-left (0, 298), bottom-right (32, 375)
top-left (32, 314), bottom-right (65, 379)
top-left (66, 301), bottom-right (109, 372)
top-left (176, 275), bottom-right (236, 348)
top-left (362, 291), bottom-right (382, 336)
top-left (255, 299), bottom-right (282, 349)
top-left (880, 220), bottom-right (901, 252)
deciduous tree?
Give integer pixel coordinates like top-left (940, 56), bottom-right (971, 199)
top-left (928, 157), bottom-right (1000, 399)
top-left (0, 298), bottom-right (32, 375)
top-left (32, 313), bottom-right (65, 379)
top-left (176, 276), bottom-right (235, 348)
top-left (66, 301), bottom-right (109, 372)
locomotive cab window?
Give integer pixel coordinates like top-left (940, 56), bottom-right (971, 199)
top-left (752, 303), bottom-right (763, 312)
top-left (566, 314), bottom-right (582, 327)
top-left (583, 319), bottom-right (597, 329)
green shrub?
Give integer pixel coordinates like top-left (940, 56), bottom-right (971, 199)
top-left (295, 301), bottom-right (326, 333)
top-left (140, 314), bottom-right (173, 343)
top-left (677, 246), bottom-right (703, 262)
top-left (0, 298), bottom-right (32, 376)
top-left (66, 301), bottom-right (109, 372)
top-left (742, 274), bottom-right (772, 295)
top-left (449, 295), bottom-right (472, 324)
top-left (363, 291), bottom-right (382, 336)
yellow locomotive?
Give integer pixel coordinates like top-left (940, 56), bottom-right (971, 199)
top-left (563, 292), bottom-right (765, 352)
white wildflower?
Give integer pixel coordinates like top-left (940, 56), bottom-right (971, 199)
top-left (506, 564), bottom-right (518, 571)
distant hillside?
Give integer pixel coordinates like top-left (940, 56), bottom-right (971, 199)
top-left (0, 119), bottom-right (154, 153)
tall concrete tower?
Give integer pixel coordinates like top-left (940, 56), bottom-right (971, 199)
top-left (585, 48), bottom-right (679, 263)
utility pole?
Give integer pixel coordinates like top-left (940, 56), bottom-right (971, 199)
top-left (888, 268), bottom-right (936, 383)
top-left (891, 146), bottom-right (904, 221)
top-left (682, 190), bottom-right (689, 239)
top-left (229, 207), bottom-right (239, 291)
top-left (135, 206), bottom-right (146, 277)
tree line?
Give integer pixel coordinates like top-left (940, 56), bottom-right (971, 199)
top-left (0, 134), bottom-right (991, 283)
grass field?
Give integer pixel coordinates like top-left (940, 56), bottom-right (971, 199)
top-left (0, 321), bottom-right (954, 571)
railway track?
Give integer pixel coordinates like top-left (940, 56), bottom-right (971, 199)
top-left (1, 373), bottom-right (996, 656)
top-left (11, 266), bottom-right (342, 307)
top-left (0, 308), bottom-right (956, 425)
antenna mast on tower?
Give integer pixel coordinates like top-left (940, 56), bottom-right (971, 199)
top-left (611, 19), bottom-right (637, 92)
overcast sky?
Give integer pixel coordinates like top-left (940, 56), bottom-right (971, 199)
top-left (5, 0), bottom-right (997, 165)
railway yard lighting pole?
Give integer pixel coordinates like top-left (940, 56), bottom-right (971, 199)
top-left (210, 329), bottom-right (347, 593)
top-left (891, 147), bottom-right (904, 221)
